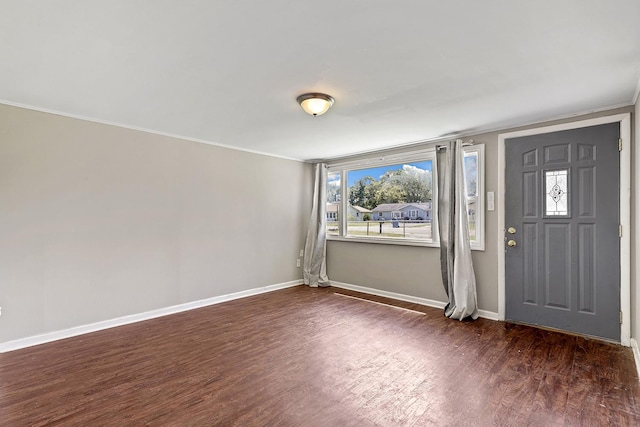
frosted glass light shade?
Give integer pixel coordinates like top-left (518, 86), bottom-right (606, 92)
top-left (297, 93), bottom-right (334, 116)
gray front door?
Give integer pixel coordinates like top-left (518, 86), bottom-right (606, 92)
top-left (505, 123), bottom-right (620, 341)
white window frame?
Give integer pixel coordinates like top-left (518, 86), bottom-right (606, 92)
top-left (463, 144), bottom-right (485, 251)
top-left (327, 144), bottom-right (485, 250)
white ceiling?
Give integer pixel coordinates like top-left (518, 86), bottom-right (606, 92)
top-left (1, 1), bottom-right (639, 161)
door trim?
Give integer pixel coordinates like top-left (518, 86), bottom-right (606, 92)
top-left (497, 113), bottom-right (631, 346)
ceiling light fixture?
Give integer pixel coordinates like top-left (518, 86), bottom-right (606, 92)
top-left (297, 93), bottom-right (334, 116)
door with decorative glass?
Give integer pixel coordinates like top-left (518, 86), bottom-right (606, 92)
top-left (505, 123), bottom-right (620, 341)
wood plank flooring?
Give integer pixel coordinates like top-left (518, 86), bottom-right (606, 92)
top-left (1, 285), bottom-right (639, 426)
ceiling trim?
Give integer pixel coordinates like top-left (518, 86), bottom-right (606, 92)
top-left (1, 98), bottom-right (635, 165)
top-left (0, 100), bottom-right (305, 163)
top-left (316, 101), bottom-right (635, 163)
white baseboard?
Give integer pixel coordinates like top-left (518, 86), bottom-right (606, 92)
top-left (631, 338), bottom-right (640, 382)
top-left (0, 280), bottom-right (302, 353)
top-left (330, 281), bottom-right (500, 321)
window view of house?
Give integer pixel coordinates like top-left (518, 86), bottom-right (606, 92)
top-left (344, 160), bottom-right (434, 241)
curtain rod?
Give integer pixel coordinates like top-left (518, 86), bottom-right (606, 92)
top-left (327, 138), bottom-right (475, 169)
top-left (436, 139), bottom-right (475, 150)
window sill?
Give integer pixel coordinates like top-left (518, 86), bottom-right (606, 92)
top-left (327, 235), bottom-right (440, 248)
top-left (327, 235), bottom-right (485, 251)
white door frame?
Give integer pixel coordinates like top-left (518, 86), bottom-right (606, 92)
top-left (497, 113), bottom-right (631, 346)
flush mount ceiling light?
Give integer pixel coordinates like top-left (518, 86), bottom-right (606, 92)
top-left (297, 93), bottom-right (334, 116)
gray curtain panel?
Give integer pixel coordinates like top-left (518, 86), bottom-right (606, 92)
top-left (303, 163), bottom-right (330, 287)
top-left (436, 140), bottom-right (478, 320)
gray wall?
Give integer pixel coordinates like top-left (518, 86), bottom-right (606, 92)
top-left (0, 104), bottom-right (312, 343)
top-left (1, 101), bottom-right (635, 345)
top-left (327, 106), bottom-right (634, 317)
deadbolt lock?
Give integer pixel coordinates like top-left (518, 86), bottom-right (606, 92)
top-left (507, 239), bottom-right (517, 247)
top-left (507, 227), bottom-right (516, 234)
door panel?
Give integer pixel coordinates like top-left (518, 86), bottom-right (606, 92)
top-left (505, 123), bottom-right (620, 341)
top-left (544, 223), bottom-right (570, 309)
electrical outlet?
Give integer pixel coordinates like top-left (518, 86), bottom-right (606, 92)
top-left (299, 249), bottom-right (304, 257)
top-left (0, 307), bottom-right (3, 316)
top-left (296, 259), bottom-right (301, 268)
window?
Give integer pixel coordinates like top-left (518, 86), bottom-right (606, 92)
top-left (326, 172), bottom-right (341, 236)
top-left (327, 144), bottom-right (485, 249)
top-left (544, 169), bottom-right (570, 217)
top-left (462, 145), bottom-right (484, 249)
top-left (328, 152), bottom-right (435, 244)
top-left (463, 149), bottom-right (478, 246)
top-left (347, 159), bottom-right (433, 241)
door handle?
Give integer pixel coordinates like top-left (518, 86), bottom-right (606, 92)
top-left (507, 239), bottom-right (517, 247)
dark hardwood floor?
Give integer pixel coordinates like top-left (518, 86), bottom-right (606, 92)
top-left (1, 285), bottom-right (639, 426)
